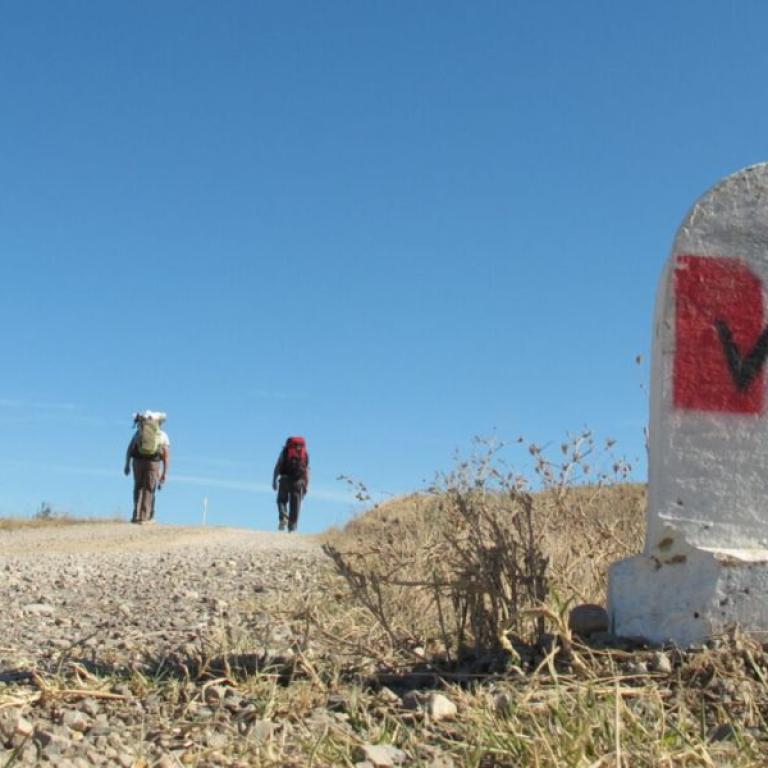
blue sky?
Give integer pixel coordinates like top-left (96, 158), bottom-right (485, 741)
top-left (1, 2), bottom-right (767, 531)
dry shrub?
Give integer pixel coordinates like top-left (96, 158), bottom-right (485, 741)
top-left (325, 433), bottom-right (646, 662)
top-left (529, 432), bottom-right (645, 604)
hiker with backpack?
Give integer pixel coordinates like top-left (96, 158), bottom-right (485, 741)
top-left (124, 411), bottom-right (170, 524)
top-left (272, 436), bottom-right (309, 532)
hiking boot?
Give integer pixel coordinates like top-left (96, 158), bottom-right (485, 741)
top-left (278, 521), bottom-right (286, 531)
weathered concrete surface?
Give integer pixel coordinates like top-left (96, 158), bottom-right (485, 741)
top-left (609, 528), bottom-right (768, 646)
top-left (609, 163), bottom-right (768, 645)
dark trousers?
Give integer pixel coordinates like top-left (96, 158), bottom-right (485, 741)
top-left (277, 478), bottom-right (305, 531)
top-left (132, 457), bottom-right (162, 522)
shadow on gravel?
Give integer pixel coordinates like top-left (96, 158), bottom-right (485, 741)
top-left (0, 668), bottom-right (35, 684)
top-left (11, 647), bottom-right (305, 687)
top-left (2, 631), bottom-right (650, 699)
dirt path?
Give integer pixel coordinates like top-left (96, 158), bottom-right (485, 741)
top-left (0, 523), bottom-right (325, 676)
top-left (1, 521), bottom-right (329, 765)
top-left (0, 521), bottom-right (322, 557)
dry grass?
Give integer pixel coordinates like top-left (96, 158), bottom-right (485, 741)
top-left (3, 434), bottom-right (768, 766)
top-left (333, 482), bottom-right (644, 609)
top-left (325, 435), bottom-right (645, 664)
top-left (0, 515), bottom-right (120, 531)
top-left (8, 611), bottom-right (767, 767)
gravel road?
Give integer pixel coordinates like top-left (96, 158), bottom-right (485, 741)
top-left (0, 521), bottom-right (320, 557)
top-left (0, 522), bottom-right (327, 766)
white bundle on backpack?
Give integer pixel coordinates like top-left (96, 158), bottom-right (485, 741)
top-left (133, 410), bottom-right (167, 423)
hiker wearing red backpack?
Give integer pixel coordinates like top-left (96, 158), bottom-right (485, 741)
top-left (124, 411), bottom-right (170, 524)
top-left (272, 436), bottom-right (310, 532)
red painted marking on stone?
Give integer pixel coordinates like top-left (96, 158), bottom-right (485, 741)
top-left (674, 255), bottom-right (765, 413)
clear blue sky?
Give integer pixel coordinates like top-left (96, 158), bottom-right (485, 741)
top-left (1, 2), bottom-right (766, 531)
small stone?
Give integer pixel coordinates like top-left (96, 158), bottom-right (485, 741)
top-left (85, 748), bottom-right (107, 765)
top-left (493, 692), bottom-right (513, 716)
top-left (0, 713), bottom-right (33, 742)
top-left (205, 731), bottom-right (229, 749)
top-left (709, 723), bottom-right (736, 742)
top-left (15, 715), bottom-right (34, 738)
top-left (353, 743), bottom-right (408, 767)
top-left (204, 685), bottom-right (227, 704)
top-left (62, 710), bottom-right (89, 732)
top-left (377, 687), bottom-right (401, 705)
top-left (569, 604), bottom-right (609, 637)
top-left (426, 693), bottom-right (457, 721)
top-left (117, 753), bottom-right (135, 768)
top-left (401, 691), bottom-right (424, 711)
top-left (42, 741), bottom-right (66, 759)
top-left (250, 719), bottom-right (274, 742)
top-left (652, 651), bottom-right (673, 674)
top-left (224, 693), bottom-right (244, 711)
top-left (36, 726), bottom-right (70, 749)
top-left (23, 602), bottom-right (55, 616)
top-left (107, 732), bottom-right (125, 749)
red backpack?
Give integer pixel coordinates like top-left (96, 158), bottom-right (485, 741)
top-left (283, 437), bottom-right (308, 479)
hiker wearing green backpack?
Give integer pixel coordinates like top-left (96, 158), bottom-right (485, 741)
top-left (272, 436), bottom-right (310, 532)
top-left (124, 411), bottom-right (170, 524)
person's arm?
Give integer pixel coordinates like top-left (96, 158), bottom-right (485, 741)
top-left (160, 444), bottom-right (170, 487)
top-left (124, 435), bottom-right (136, 475)
top-left (272, 450), bottom-right (283, 491)
top-left (304, 452), bottom-right (310, 492)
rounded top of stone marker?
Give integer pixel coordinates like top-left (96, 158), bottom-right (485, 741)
top-left (674, 162), bottom-right (768, 262)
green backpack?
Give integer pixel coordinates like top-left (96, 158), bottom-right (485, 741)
top-left (137, 418), bottom-right (162, 457)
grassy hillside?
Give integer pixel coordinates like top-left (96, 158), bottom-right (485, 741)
top-left (330, 481), bottom-right (646, 629)
top-left (0, 515), bottom-right (120, 531)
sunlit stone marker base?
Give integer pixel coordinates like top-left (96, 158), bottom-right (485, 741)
top-left (609, 529), bottom-right (768, 646)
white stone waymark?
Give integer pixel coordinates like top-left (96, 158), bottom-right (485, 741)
top-left (609, 163), bottom-right (768, 646)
